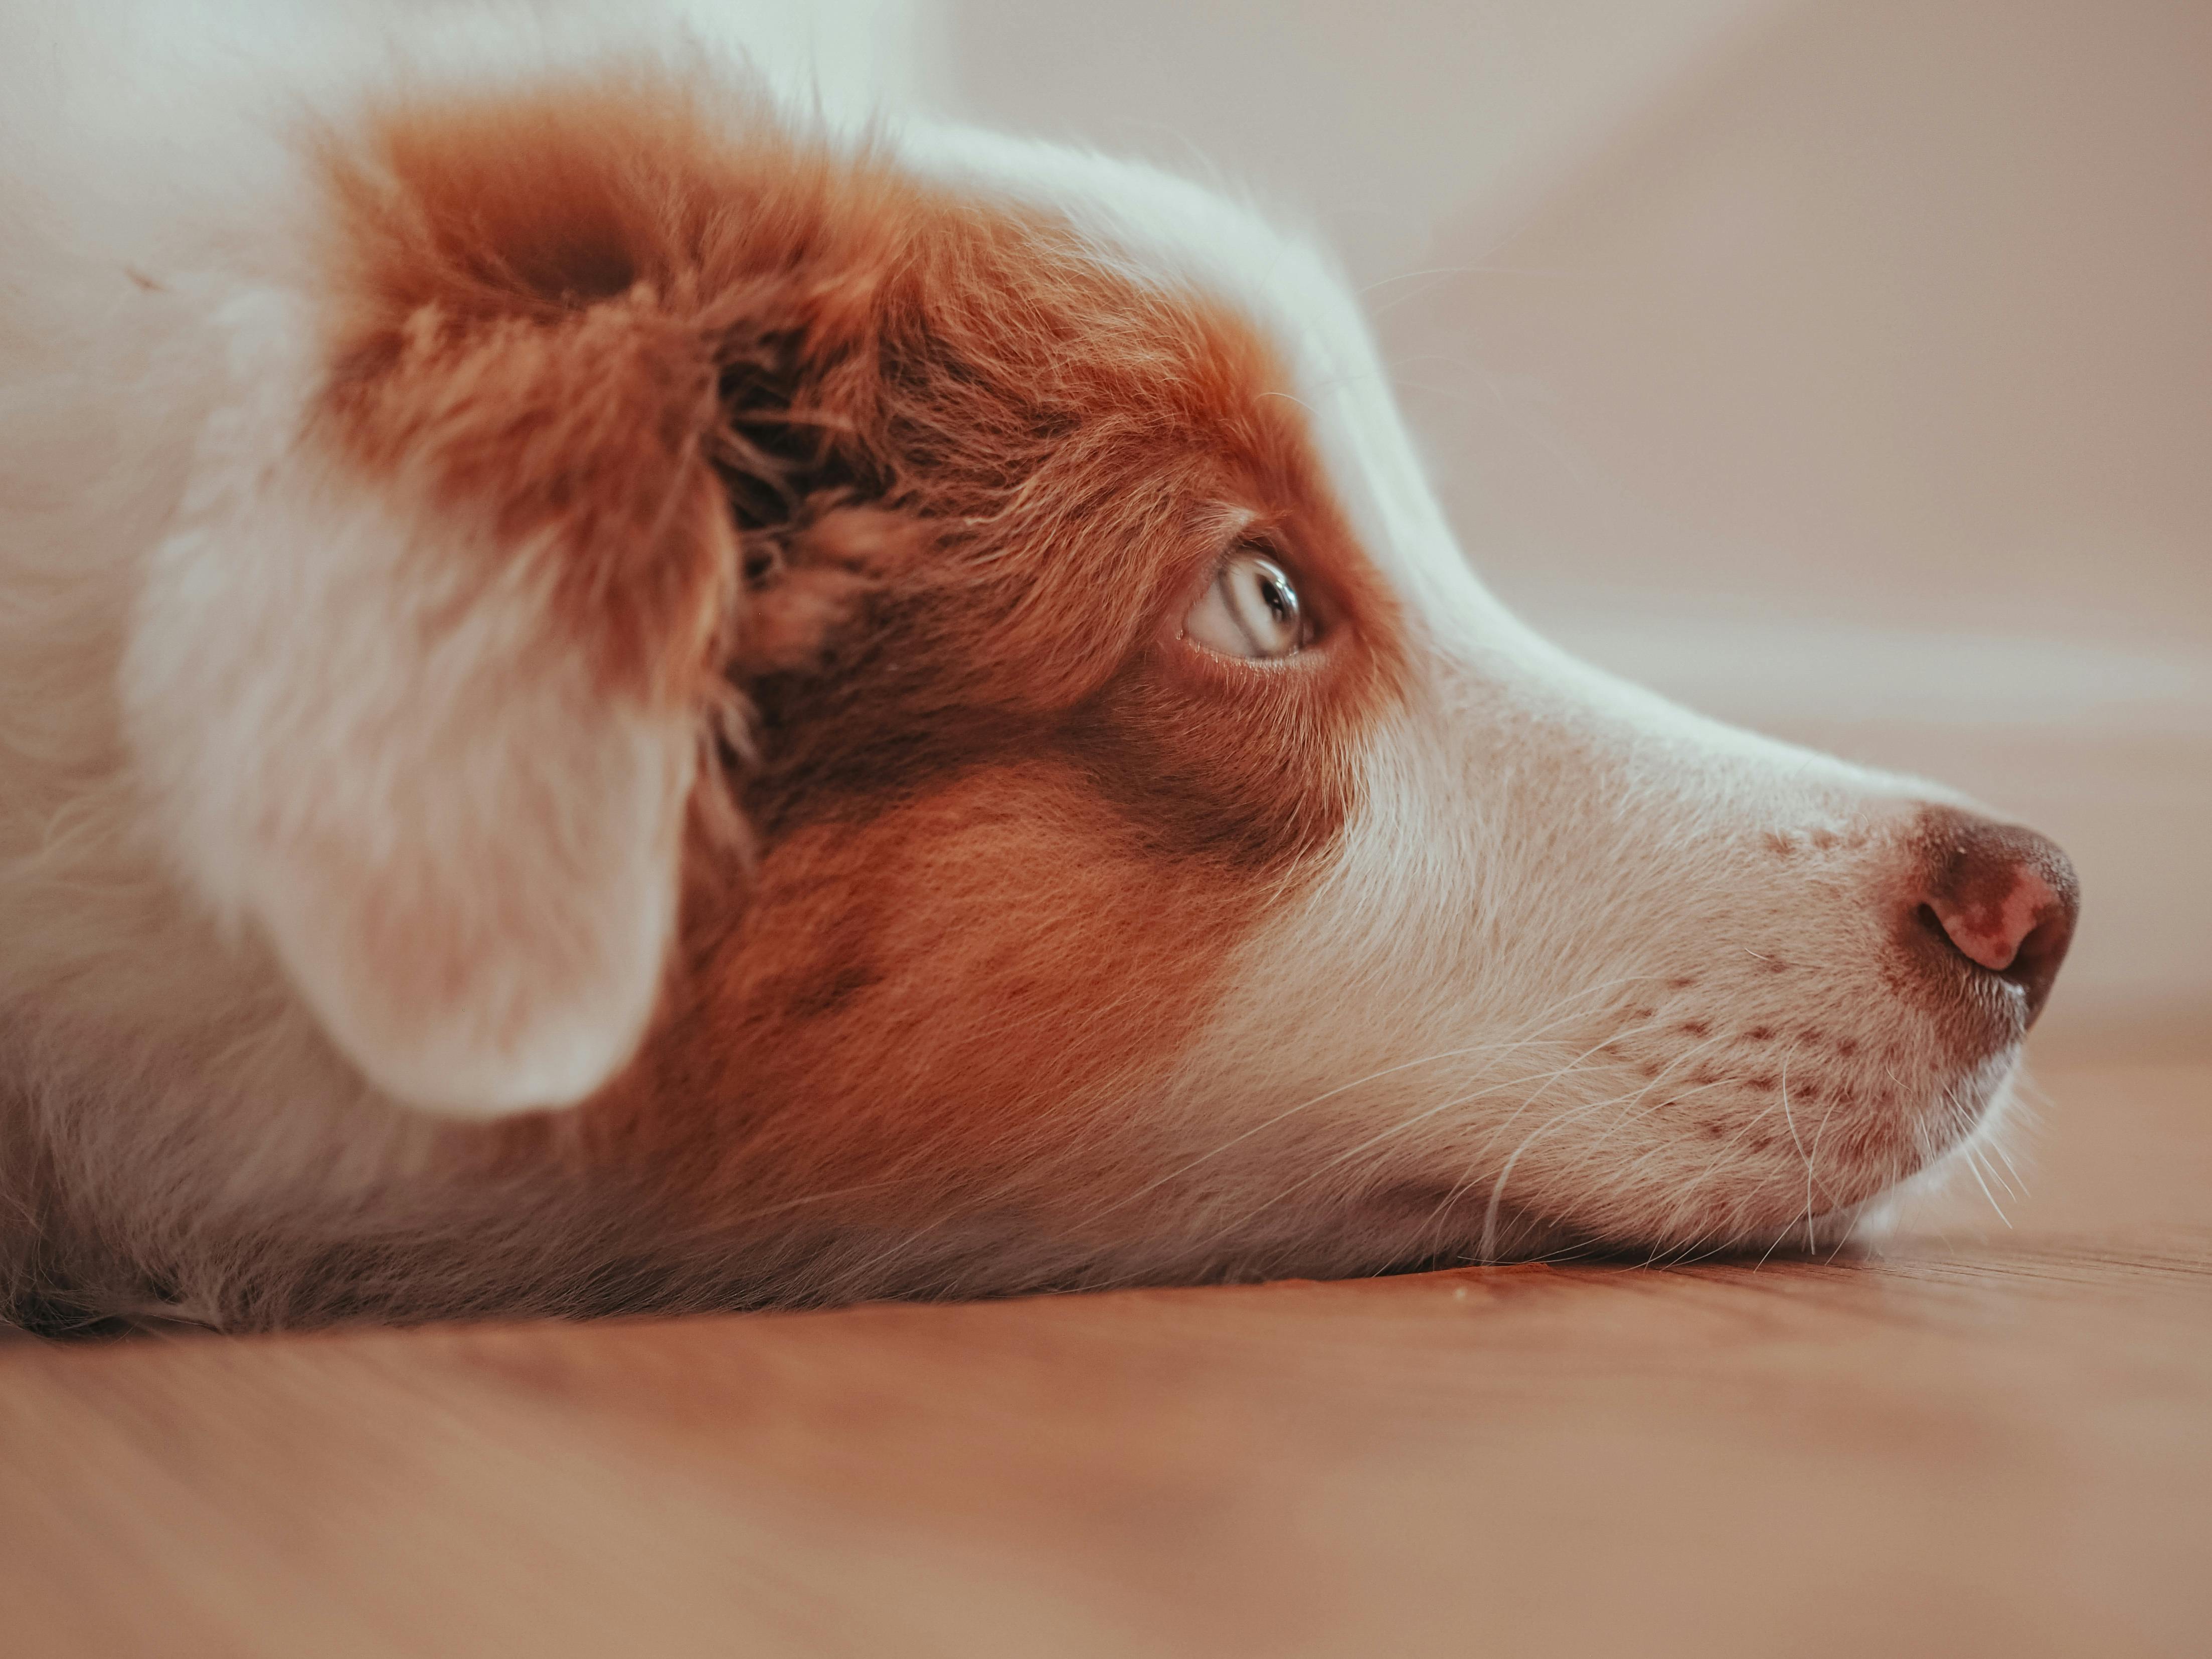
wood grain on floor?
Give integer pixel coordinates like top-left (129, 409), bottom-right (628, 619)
top-left (1, 1052), bottom-right (2205, 1659)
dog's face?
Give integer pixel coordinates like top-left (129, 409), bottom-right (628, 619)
top-left (126, 69), bottom-right (2077, 1303)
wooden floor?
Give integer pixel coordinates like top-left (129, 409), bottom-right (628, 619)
top-left (2, 1049), bottom-right (2205, 1658)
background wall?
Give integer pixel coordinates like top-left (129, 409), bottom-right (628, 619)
top-left (918, 0), bottom-right (2210, 1050)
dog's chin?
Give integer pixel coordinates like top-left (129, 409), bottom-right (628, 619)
top-left (1728, 1198), bottom-right (1896, 1262)
top-left (1365, 1045), bottom-right (2029, 1274)
top-left (1738, 1033), bottom-right (2028, 1243)
top-left (1395, 1189), bottom-right (1905, 1274)
top-left (1704, 1045), bottom-right (2032, 1261)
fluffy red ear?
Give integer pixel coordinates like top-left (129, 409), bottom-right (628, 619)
top-left (121, 77), bottom-right (940, 1116)
top-left (125, 277), bottom-right (739, 1118)
top-left (119, 81), bottom-right (828, 1116)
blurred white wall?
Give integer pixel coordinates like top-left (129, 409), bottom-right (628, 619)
top-left (931, 0), bottom-right (2211, 1050)
top-left (940, 0), bottom-right (1781, 285)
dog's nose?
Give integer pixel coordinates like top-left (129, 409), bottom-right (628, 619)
top-left (1917, 809), bottom-right (2080, 1025)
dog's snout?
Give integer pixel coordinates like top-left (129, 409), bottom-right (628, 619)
top-left (1914, 808), bottom-right (2080, 1025)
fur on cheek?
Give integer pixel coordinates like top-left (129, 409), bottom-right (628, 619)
top-left (593, 762), bottom-right (1274, 1229)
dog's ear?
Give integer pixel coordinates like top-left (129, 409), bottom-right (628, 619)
top-left (126, 284), bottom-right (737, 1118)
top-left (124, 86), bottom-right (880, 1118)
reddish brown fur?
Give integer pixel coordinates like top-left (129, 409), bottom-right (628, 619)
top-left (311, 72), bottom-right (1409, 1238)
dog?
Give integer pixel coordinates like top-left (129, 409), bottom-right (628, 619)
top-left (0, 3), bottom-right (2078, 1331)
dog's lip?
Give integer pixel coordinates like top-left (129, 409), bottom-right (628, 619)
top-left (1361, 1040), bottom-right (2021, 1262)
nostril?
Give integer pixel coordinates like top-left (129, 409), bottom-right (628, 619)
top-left (1926, 859), bottom-right (2065, 974)
top-left (1917, 808), bottom-right (2082, 1025)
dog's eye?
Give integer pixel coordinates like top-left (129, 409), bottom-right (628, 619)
top-left (1183, 550), bottom-right (1306, 661)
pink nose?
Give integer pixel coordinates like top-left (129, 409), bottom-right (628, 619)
top-left (1918, 810), bottom-right (2080, 1024)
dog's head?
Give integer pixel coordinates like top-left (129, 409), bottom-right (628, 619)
top-left (126, 66), bottom-right (2077, 1298)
